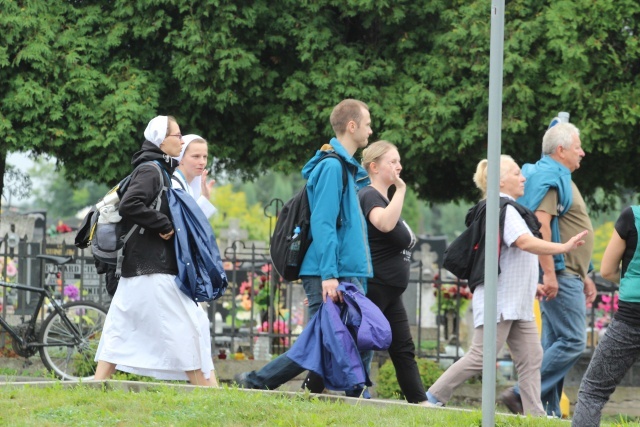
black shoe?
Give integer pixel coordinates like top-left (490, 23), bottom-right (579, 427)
top-left (500, 387), bottom-right (524, 415)
top-left (301, 372), bottom-right (325, 393)
top-left (233, 372), bottom-right (252, 389)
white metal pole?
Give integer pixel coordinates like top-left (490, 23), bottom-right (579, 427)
top-left (482, 0), bottom-right (505, 425)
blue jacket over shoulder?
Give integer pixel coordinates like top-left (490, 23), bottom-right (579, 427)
top-left (517, 155), bottom-right (573, 271)
top-left (299, 138), bottom-right (372, 280)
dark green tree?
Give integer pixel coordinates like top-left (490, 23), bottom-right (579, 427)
top-left (2, 0), bottom-right (639, 212)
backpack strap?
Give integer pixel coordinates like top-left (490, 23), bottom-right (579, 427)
top-left (172, 170), bottom-right (187, 191)
top-left (318, 151), bottom-right (349, 228)
top-left (319, 152), bottom-right (348, 194)
top-left (115, 161), bottom-right (168, 277)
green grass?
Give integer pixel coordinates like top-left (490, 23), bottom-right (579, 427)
top-left (1, 382), bottom-right (635, 427)
top-left (0, 365), bottom-right (51, 379)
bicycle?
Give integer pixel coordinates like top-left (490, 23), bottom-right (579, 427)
top-left (0, 254), bottom-right (108, 380)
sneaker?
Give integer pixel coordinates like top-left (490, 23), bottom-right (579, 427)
top-left (419, 400), bottom-right (444, 408)
top-left (233, 372), bottom-right (252, 389)
top-left (500, 387), bottom-right (524, 415)
top-left (425, 391), bottom-right (445, 407)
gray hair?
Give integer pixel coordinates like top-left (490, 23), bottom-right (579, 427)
top-left (542, 122), bottom-right (580, 156)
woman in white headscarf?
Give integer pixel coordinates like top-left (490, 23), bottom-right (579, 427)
top-left (172, 134), bottom-right (217, 218)
top-left (94, 116), bottom-right (217, 387)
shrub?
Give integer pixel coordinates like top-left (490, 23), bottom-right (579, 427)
top-left (375, 357), bottom-right (444, 400)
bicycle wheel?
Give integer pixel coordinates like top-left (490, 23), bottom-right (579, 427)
top-left (38, 300), bottom-right (108, 380)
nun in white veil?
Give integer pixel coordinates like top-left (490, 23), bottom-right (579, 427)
top-left (172, 134), bottom-right (218, 218)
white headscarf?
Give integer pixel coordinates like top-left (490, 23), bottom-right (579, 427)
top-left (174, 134), bottom-right (203, 162)
top-left (144, 116), bottom-right (168, 147)
top-left (173, 134), bottom-right (208, 198)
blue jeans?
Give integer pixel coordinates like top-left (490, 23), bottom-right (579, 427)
top-left (243, 276), bottom-right (373, 393)
top-left (514, 272), bottom-right (586, 417)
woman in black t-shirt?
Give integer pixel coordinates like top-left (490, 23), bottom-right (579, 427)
top-left (573, 206), bottom-right (640, 426)
top-left (359, 140), bottom-right (428, 405)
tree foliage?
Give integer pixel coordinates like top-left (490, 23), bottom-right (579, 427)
top-left (1, 164), bottom-right (32, 207)
top-left (2, 0), bottom-right (640, 211)
top-left (26, 160), bottom-right (109, 221)
top-left (210, 183), bottom-right (271, 242)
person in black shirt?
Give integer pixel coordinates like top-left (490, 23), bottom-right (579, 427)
top-left (572, 206), bottom-right (640, 426)
top-left (359, 140), bottom-right (428, 404)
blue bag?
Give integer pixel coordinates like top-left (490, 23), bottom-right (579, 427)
top-left (167, 188), bottom-right (228, 302)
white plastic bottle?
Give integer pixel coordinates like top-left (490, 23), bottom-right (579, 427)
top-left (548, 111), bottom-right (570, 129)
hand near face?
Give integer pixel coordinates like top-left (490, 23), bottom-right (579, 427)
top-left (200, 169), bottom-right (216, 200)
top-left (392, 170), bottom-right (406, 190)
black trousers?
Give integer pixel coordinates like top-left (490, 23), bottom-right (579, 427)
top-left (366, 282), bottom-right (426, 403)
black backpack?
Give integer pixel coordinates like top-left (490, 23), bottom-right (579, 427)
top-left (75, 161), bottom-right (168, 295)
top-left (442, 197), bottom-right (541, 293)
top-left (270, 152), bottom-right (348, 282)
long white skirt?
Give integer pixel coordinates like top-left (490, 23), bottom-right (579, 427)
top-left (95, 273), bottom-right (214, 381)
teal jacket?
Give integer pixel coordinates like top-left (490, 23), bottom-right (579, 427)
top-left (620, 206), bottom-right (640, 303)
top-left (517, 155), bottom-right (573, 271)
top-left (299, 138), bottom-right (373, 281)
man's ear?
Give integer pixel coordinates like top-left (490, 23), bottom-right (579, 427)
top-left (347, 120), bottom-right (356, 134)
top-left (555, 145), bottom-right (564, 158)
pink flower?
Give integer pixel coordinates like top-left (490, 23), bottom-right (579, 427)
top-left (258, 320), bottom-right (289, 335)
top-left (261, 264), bottom-right (272, 274)
top-left (239, 280), bottom-right (253, 295)
top-left (598, 294), bottom-right (619, 314)
top-left (63, 284), bottom-right (80, 301)
top-left (5, 259), bottom-right (17, 277)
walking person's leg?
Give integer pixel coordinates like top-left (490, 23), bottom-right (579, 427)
top-left (237, 276), bottom-right (324, 389)
top-left (94, 361), bottom-right (117, 380)
top-left (428, 320), bottom-right (512, 404)
top-left (538, 274), bottom-right (587, 416)
top-left (367, 283), bottom-right (426, 403)
top-left (572, 319), bottom-right (640, 427)
top-left (505, 320), bottom-right (545, 416)
top-left (342, 277), bottom-right (373, 398)
top-left (511, 274), bottom-right (586, 417)
top-left (186, 369), bottom-right (218, 387)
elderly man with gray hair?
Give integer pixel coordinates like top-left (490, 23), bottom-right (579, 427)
top-left (500, 122), bottom-right (597, 418)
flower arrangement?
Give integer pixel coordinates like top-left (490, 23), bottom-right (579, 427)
top-left (63, 283), bottom-right (80, 302)
top-left (0, 257), bottom-right (18, 282)
top-left (224, 264), bottom-right (280, 327)
top-left (0, 258), bottom-right (19, 312)
top-left (257, 319), bottom-right (290, 346)
top-left (594, 293), bottom-right (618, 331)
top-left (431, 277), bottom-right (472, 316)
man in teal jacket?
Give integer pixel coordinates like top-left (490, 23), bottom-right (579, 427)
top-left (235, 99), bottom-right (374, 394)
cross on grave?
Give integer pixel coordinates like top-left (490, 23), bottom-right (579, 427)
top-left (218, 219), bottom-right (249, 248)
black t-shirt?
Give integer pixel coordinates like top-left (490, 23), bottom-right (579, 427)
top-left (613, 206), bottom-right (640, 326)
top-left (358, 186), bottom-right (416, 288)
